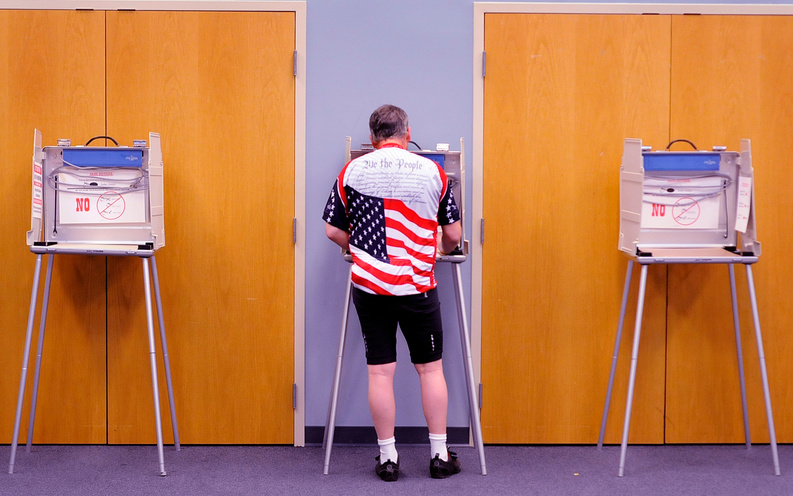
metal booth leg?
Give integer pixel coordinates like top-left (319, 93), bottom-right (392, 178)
top-left (323, 266), bottom-right (354, 475)
top-left (26, 254), bottom-right (56, 452)
top-left (451, 262), bottom-right (487, 475)
top-left (728, 264), bottom-right (752, 448)
top-left (9, 254), bottom-right (45, 474)
top-left (745, 264), bottom-right (781, 476)
top-left (150, 255), bottom-right (180, 451)
top-left (618, 263), bottom-right (648, 477)
top-left (142, 258), bottom-right (167, 476)
top-left (598, 260), bottom-right (634, 448)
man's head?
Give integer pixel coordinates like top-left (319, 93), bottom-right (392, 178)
top-left (369, 104), bottom-right (410, 148)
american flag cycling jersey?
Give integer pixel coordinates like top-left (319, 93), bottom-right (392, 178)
top-left (323, 143), bottom-right (460, 296)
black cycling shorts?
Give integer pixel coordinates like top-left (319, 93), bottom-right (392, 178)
top-left (352, 287), bottom-right (444, 365)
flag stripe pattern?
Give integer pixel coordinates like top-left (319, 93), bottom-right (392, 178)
top-left (323, 145), bottom-right (460, 296)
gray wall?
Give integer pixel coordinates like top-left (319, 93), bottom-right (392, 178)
top-left (306, 0), bottom-right (474, 430)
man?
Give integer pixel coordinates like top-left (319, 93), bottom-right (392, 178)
top-left (323, 104), bottom-right (462, 481)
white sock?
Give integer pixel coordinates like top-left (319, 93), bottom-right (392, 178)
top-left (429, 433), bottom-right (448, 461)
top-left (378, 436), bottom-right (398, 464)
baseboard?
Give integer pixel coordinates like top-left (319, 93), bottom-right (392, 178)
top-left (305, 426), bottom-right (470, 446)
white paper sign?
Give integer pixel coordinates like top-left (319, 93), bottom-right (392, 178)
top-left (734, 176), bottom-right (752, 233)
top-left (57, 169), bottom-right (146, 224)
top-left (32, 161), bottom-right (43, 219)
top-left (641, 176), bottom-right (722, 229)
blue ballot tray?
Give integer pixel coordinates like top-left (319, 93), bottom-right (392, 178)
top-left (63, 148), bottom-right (144, 167)
top-left (420, 152), bottom-right (445, 168)
top-left (643, 152), bottom-right (721, 171)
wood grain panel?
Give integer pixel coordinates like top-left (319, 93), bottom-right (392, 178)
top-left (0, 10), bottom-right (107, 444)
top-left (667, 15), bottom-right (793, 443)
top-left (482, 13), bottom-right (671, 443)
top-left (105, 11), bottom-right (296, 444)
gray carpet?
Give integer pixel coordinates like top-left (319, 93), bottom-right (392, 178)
top-left (2, 444), bottom-right (790, 495)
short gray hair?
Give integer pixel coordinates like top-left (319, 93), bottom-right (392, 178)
top-left (369, 104), bottom-right (409, 142)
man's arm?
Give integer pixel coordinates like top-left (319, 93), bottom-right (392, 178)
top-left (439, 221), bottom-right (462, 254)
top-left (326, 223), bottom-right (350, 252)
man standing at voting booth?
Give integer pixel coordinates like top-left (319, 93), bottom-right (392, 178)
top-left (323, 104), bottom-right (462, 481)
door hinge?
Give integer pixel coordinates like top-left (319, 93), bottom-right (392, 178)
top-left (293, 218), bottom-right (297, 244)
top-left (482, 51), bottom-right (486, 78)
top-left (478, 383), bottom-right (483, 409)
top-left (293, 383), bottom-right (297, 410)
top-left (480, 218), bottom-right (485, 244)
top-left (293, 50), bottom-right (298, 76)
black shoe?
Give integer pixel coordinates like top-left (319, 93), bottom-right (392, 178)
top-left (430, 448), bottom-right (461, 479)
top-left (375, 455), bottom-right (399, 482)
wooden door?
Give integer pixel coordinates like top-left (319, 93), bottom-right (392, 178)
top-left (666, 15), bottom-right (793, 443)
top-left (0, 10), bottom-right (107, 443)
top-left (481, 14), bottom-right (671, 443)
top-left (105, 11), bottom-right (296, 444)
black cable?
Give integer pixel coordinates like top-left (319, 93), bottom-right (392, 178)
top-left (409, 140), bottom-right (423, 150)
top-left (665, 139), bottom-right (698, 151)
top-left (85, 135), bottom-right (119, 146)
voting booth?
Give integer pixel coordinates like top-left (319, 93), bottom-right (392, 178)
top-left (599, 138), bottom-right (778, 476)
top-left (348, 140), bottom-right (468, 257)
top-left (28, 131), bottom-right (164, 252)
top-left (322, 138), bottom-right (486, 476)
top-left (618, 138), bottom-right (759, 259)
top-left (9, 131), bottom-right (179, 476)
